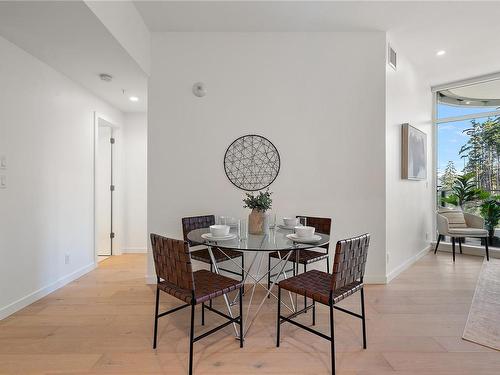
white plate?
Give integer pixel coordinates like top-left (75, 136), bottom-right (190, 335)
top-left (201, 233), bottom-right (237, 241)
top-left (278, 224), bottom-right (303, 230)
top-left (286, 234), bottom-right (322, 243)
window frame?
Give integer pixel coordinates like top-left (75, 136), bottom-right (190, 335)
top-left (431, 73), bottom-right (500, 242)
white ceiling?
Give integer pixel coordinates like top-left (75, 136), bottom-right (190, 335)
top-left (134, 1), bottom-right (500, 86)
top-left (0, 1), bottom-right (147, 112)
top-left (1, 1), bottom-right (499, 112)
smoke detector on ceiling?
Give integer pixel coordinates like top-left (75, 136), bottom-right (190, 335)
top-left (99, 73), bottom-right (113, 82)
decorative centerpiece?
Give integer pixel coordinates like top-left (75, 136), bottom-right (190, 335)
top-left (243, 190), bottom-right (272, 235)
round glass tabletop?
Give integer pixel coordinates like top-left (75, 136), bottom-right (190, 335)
top-left (186, 227), bottom-right (330, 252)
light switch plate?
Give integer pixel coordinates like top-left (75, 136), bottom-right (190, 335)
top-left (0, 175), bottom-right (6, 189)
top-left (0, 155), bottom-right (6, 169)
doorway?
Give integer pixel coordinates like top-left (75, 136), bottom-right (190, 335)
top-left (94, 114), bottom-right (118, 262)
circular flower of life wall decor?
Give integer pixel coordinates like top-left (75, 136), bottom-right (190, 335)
top-left (224, 134), bottom-right (281, 191)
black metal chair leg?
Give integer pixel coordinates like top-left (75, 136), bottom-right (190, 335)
top-left (312, 300), bottom-right (316, 326)
top-left (209, 263), bottom-right (213, 309)
top-left (276, 286), bottom-right (281, 347)
top-left (459, 238), bottom-right (463, 254)
top-left (241, 255), bottom-right (245, 294)
top-left (452, 237), bottom-right (456, 262)
top-left (189, 303), bottom-right (195, 375)
top-left (326, 256), bottom-right (330, 273)
top-left (485, 238), bottom-right (490, 261)
top-left (153, 286), bottom-right (160, 349)
top-left (434, 234), bottom-right (442, 254)
top-left (239, 288), bottom-right (244, 348)
top-left (329, 302), bottom-right (336, 375)
top-left (360, 287), bottom-right (367, 349)
top-left (267, 255), bottom-right (271, 298)
top-left (303, 263), bottom-right (307, 312)
top-left (201, 303), bottom-right (205, 326)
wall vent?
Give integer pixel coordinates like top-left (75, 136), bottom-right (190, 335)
top-left (388, 45), bottom-right (397, 70)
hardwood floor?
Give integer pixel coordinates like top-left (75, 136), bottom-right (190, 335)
top-left (0, 252), bottom-right (499, 374)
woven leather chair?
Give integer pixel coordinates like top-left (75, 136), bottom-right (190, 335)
top-left (435, 209), bottom-right (489, 262)
top-left (182, 215), bottom-right (244, 300)
top-left (277, 233), bottom-right (370, 375)
top-left (268, 216), bottom-right (332, 306)
top-left (151, 234), bottom-right (243, 375)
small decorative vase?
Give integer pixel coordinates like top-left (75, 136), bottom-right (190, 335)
top-left (263, 213), bottom-right (270, 235)
top-left (248, 209), bottom-right (266, 235)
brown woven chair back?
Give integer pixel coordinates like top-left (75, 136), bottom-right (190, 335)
top-left (182, 215), bottom-right (216, 245)
top-left (150, 233), bottom-right (194, 291)
top-left (297, 216), bottom-right (332, 251)
top-left (330, 234), bottom-right (370, 291)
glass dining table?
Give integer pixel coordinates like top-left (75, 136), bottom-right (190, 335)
top-left (187, 226), bottom-right (330, 338)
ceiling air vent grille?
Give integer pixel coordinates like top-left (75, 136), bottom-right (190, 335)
top-left (388, 45), bottom-right (397, 70)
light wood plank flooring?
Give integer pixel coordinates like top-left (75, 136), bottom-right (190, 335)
top-left (0, 252), bottom-right (499, 374)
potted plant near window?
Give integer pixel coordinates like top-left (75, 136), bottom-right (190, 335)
top-left (480, 196), bottom-right (500, 245)
top-left (243, 190), bottom-right (272, 235)
top-left (441, 172), bottom-right (487, 210)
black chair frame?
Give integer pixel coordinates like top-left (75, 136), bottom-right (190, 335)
top-left (153, 276), bottom-right (243, 375)
top-left (276, 282), bottom-right (366, 375)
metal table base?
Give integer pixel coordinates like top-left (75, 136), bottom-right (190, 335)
top-left (207, 245), bottom-right (300, 338)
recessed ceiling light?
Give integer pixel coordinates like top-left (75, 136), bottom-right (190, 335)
top-left (129, 96), bottom-right (139, 102)
top-left (465, 101), bottom-right (471, 105)
top-left (436, 50), bottom-right (446, 56)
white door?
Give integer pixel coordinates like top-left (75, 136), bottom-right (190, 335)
top-left (96, 126), bottom-right (113, 256)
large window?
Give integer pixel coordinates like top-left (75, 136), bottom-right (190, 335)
top-left (435, 80), bottom-right (500, 248)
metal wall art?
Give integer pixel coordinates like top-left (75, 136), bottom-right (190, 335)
top-left (224, 135), bottom-right (280, 191)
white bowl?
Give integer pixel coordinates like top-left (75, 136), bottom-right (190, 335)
top-left (210, 225), bottom-right (230, 237)
top-left (283, 217), bottom-right (298, 227)
top-left (295, 226), bottom-right (315, 238)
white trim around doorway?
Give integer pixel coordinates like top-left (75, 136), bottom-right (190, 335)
top-left (93, 112), bottom-right (121, 266)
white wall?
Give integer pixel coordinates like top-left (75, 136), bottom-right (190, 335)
top-left (385, 39), bottom-right (433, 281)
top-left (148, 32), bottom-right (388, 282)
top-left (122, 112), bottom-right (148, 252)
top-left (0, 36), bottom-right (123, 319)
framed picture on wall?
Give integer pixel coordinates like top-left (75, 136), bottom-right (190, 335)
top-left (401, 123), bottom-right (427, 180)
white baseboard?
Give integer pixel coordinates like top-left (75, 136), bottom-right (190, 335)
top-left (0, 262), bottom-right (96, 321)
top-left (363, 275), bottom-right (388, 284)
top-left (122, 247), bottom-right (147, 254)
top-left (386, 245), bottom-right (431, 283)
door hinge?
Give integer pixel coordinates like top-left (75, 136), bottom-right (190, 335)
top-left (110, 232), bottom-right (115, 239)
top-left (110, 137), bottom-right (115, 144)
top-left (110, 184), bottom-right (115, 191)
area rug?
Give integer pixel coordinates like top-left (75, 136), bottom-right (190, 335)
top-left (463, 257), bottom-right (500, 351)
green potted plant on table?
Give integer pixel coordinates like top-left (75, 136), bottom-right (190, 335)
top-left (243, 190), bottom-right (272, 235)
top-left (480, 196), bottom-right (500, 245)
